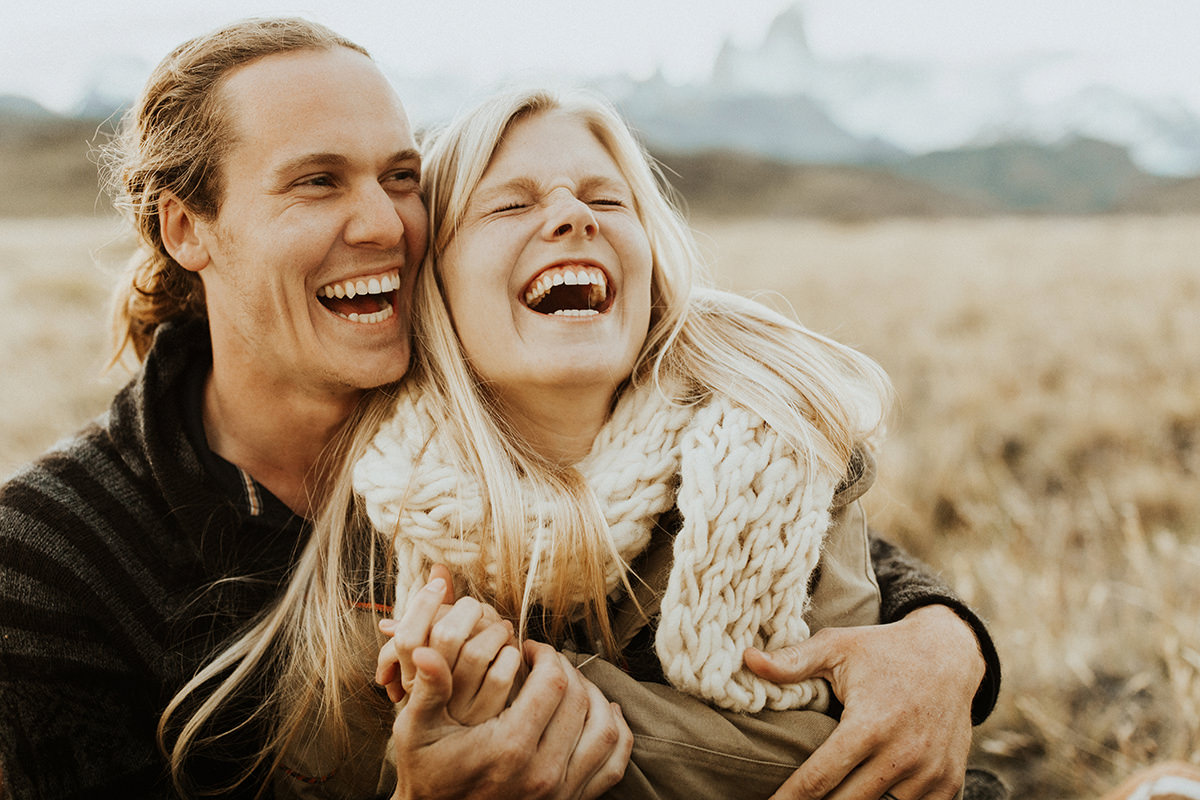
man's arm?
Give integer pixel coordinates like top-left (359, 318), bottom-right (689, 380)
top-left (0, 467), bottom-right (180, 799)
top-left (743, 531), bottom-right (999, 800)
top-left (870, 532), bottom-right (1001, 724)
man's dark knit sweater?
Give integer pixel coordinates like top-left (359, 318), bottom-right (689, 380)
top-left (0, 321), bottom-right (306, 798)
top-left (0, 320), bottom-right (999, 799)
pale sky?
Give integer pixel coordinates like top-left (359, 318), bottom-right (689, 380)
top-left (4, 0), bottom-right (1199, 121)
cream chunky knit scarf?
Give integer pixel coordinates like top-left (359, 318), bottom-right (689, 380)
top-left (354, 379), bottom-right (840, 713)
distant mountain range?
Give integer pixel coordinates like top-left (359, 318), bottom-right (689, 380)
top-left (4, 3), bottom-right (1200, 217)
top-left (612, 3), bottom-right (1200, 178)
top-left (0, 105), bottom-right (117, 216)
top-left (4, 98), bottom-right (1194, 219)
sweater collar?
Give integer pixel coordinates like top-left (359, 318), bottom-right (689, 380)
top-left (108, 318), bottom-right (298, 530)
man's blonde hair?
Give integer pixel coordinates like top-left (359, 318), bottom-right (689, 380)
top-left (101, 17), bottom-right (368, 361)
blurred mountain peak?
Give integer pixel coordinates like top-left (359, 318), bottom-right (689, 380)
top-left (762, 3), bottom-right (813, 60)
top-left (669, 1), bottom-right (1200, 176)
top-left (0, 94), bottom-right (56, 118)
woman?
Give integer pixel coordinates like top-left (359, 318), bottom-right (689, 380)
top-left (163, 88), bottom-right (951, 799)
top-left (357, 88), bottom-right (892, 718)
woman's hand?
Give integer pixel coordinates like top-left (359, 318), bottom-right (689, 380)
top-left (377, 565), bottom-right (524, 725)
top-left (744, 605), bottom-right (984, 800)
top-left (385, 566), bottom-right (632, 799)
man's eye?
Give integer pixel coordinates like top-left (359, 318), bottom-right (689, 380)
top-left (386, 169), bottom-right (420, 185)
top-left (301, 174), bottom-right (335, 187)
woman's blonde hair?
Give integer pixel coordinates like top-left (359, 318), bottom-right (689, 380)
top-left (100, 17), bottom-right (368, 362)
top-left (161, 88), bottom-right (894, 794)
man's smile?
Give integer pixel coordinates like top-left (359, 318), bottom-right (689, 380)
top-left (316, 269), bottom-right (401, 324)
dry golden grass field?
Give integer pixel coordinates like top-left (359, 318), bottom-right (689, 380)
top-left (2, 213), bottom-right (1198, 798)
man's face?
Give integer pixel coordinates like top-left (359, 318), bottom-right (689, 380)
top-left (192, 46), bottom-right (427, 395)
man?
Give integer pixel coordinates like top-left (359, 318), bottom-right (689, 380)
top-left (0, 17), bottom-right (1001, 800)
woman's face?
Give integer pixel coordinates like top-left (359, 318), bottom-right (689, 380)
top-left (438, 110), bottom-right (653, 407)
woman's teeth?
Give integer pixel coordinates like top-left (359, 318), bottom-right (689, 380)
top-left (524, 266), bottom-right (608, 314)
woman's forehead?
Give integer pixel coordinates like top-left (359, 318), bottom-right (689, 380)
top-left (479, 113), bottom-right (625, 186)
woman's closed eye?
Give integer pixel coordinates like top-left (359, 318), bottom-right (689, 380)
top-left (490, 201), bottom-right (530, 214)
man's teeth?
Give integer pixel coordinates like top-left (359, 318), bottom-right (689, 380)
top-left (319, 270), bottom-right (400, 300)
top-left (342, 304), bottom-right (395, 324)
top-left (524, 266), bottom-right (607, 309)
top-left (316, 269), bottom-right (400, 325)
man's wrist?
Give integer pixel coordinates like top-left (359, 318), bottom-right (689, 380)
top-left (905, 605), bottom-right (986, 684)
top-left (901, 601), bottom-right (1001, 724)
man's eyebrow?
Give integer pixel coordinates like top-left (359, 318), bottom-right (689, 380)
top-left (271, 152), bottom-right (350, 182)
top-left (389, 148), bottom-right (422, 165)
top-left (270, 148), bottom-right (422, 182)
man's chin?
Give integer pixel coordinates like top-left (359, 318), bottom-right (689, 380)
top-left (345, 348), bottom-right (412, 391)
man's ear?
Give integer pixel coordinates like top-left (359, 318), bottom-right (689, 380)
top-left (160, 192), bottom-right (213, 272)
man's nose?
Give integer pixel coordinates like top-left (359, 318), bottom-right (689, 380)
top-left (344, 182), bottom-right (406, 248)
top-left (541, 190), bottom-right (597, 241)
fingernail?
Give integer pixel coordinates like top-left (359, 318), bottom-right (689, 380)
top-left (379, 618), bottom-right (396, 631)
top-left (424, 577), bottom-right (447, 594)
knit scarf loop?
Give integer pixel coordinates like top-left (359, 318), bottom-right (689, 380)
top-left (353, 379), bottom-right (839, 713)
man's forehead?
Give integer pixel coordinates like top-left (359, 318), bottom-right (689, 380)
top-left (220, 45), bottom-right (385, 98)
top-left (216, 46), bottom-right (414, 166)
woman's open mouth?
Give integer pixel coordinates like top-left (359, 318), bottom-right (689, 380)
top-left (522, 264), bottom-right (611, 316)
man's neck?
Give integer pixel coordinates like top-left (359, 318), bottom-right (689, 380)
top-left (201, 367), bottom-right (362, 518)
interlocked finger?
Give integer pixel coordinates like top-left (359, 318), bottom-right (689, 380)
top-left (447, 619), bottom-right (520, 724)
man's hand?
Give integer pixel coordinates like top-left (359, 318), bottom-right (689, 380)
top-left (391, 639), bottom-right (631, 800)
top-left (744, 605), bottom-right (985, 800)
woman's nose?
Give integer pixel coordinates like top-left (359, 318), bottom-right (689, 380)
top-left (542, 190), bottom-right (597, 241)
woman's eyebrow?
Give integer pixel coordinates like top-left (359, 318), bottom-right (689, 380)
top-left (473, 174), bottom-right (629, 204)
top-left (577, 175), bottom-right (631, 195)
top-left (472, 176), bottom-right (541, 203)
